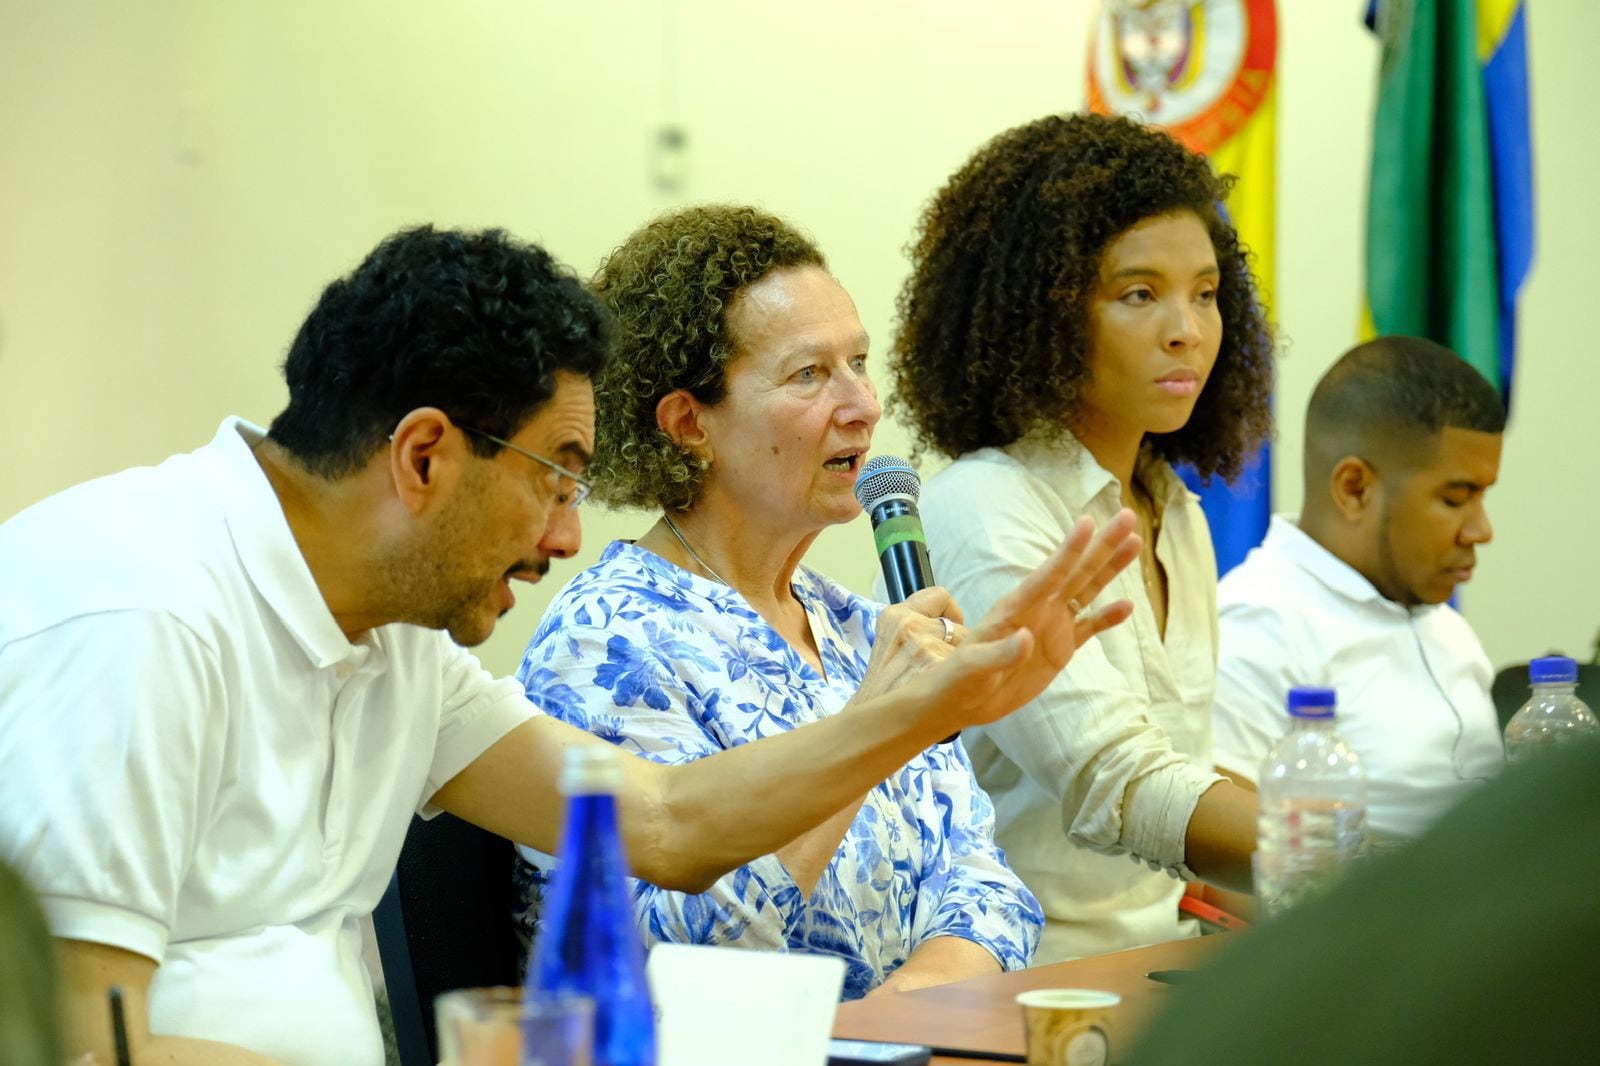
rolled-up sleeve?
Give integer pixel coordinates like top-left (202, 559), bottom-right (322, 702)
top-left (991, 639), bottom-right (1219, 877)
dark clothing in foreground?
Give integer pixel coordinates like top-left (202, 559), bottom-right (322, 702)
top-left (1131, 738), bottom-right (1600, 1065)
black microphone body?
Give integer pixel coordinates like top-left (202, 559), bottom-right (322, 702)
top-left (869, 496), bottom-right (935, 605)
top-left (855, 455), bottom-right (958, 743)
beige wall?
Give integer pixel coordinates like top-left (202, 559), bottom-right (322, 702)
top-left (2, 1), bottom-right (1595, 678)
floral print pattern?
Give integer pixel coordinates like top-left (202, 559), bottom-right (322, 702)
top-left (512, 541), bottom-right (1041, 1000)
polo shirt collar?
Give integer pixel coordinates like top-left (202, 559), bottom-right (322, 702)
top-left (1266, 514), bottom-right (1422, 619)
top-left (195, 417), bottom-right (362, 668)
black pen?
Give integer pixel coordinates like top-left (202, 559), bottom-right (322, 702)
top-left (1146, 969), bottom-right (1194, 985)
top-left (929, 1048), bottom-right (1027, 1063)
top-left (109, 985), bottom-right (132, 1066)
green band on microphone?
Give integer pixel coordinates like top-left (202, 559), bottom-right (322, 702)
top-left (873, 515), bottom-right (926, 554)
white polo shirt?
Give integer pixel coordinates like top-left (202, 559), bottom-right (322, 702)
top-left (1212, 516), bottom-right (1504, 840)
top-left (0, 418), bottom-right (536, 1065)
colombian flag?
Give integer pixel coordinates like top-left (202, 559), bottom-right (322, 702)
top-left (1365, 0), bottom-right (1534, 408)
top-left (1088, 0), bottom-right (1278, 575)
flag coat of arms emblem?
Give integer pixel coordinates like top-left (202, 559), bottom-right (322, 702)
top-left (1088, 0), bottom-right (1279, 575)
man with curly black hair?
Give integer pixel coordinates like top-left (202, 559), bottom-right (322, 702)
top-left (890, 113), bottom-right (1275, 962)
top-left (0, 225), bottom-right (1140, 1063)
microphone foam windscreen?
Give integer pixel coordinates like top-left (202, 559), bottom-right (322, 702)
top-left (854, 455), bottom-right (922, 511)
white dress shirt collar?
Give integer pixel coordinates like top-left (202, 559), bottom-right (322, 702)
top-left (1267, 515), bottom-right (1424, 619)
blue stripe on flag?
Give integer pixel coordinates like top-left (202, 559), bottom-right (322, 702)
top-left (1482, 2), bottom-right (1534, 408)
top-left (1177, 444), bottom-right (1271, 578)
top-left (1188, 195), bottom-right (1273, 576)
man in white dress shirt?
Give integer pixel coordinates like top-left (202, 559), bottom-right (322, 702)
top-left (1213, 336), bottom-right (1506, 840)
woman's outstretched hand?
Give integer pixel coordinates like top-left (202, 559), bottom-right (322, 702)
top-left (911, 509), bottom-right (1140, 733)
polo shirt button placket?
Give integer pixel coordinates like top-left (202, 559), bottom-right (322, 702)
top-left (323, 657), bottom-right (363, 865)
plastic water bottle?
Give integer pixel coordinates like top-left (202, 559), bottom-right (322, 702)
top-left (1504, 656), bottom-right (1600, 765)
top-left (528, 745), bottom-right (656, 1066)
top-left (1254, 687), bottom-right (1367, 919)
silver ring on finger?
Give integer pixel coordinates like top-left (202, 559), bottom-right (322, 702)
top-left (939, 616), bottom-right (956, 644)
top-left (1068, 596), bottom-right (1084, 614)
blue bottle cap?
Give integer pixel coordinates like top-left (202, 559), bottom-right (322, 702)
top-left (1286, 686), bottom-right (1337, 718)
top-left (1529, 656), bottom-right (1579, 684)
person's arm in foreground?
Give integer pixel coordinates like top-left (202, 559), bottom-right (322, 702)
top-left (1182, 770), bottom-right (1258, 920)
top-left (514, 575), bottom-right (999, 950)
top-left (435, 511), bottom-right (1140, 893)
top-left (872, 936), bottom-right (1003, 996)
top-left (1181, 781), bottom-right (1258, 893)
top-left (60, 940), bottom-right (280, 1065)
top-left (516, 621), bottom-right (825, 953)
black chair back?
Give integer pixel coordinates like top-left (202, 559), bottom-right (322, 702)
top-left (373, 813), bottom-right (522, 1066)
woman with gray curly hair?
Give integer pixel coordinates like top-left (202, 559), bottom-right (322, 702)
top-left (510, 204), bottom-right (1137, 999)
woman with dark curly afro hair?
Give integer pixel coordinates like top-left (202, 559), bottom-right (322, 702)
top-left (890, 112), bottom-right (1273, 963)
top-left (510, 204), bottom-right (1144, 1000)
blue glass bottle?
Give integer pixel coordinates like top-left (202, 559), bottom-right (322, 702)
top-left (528, 745), bottom-right (656, 1066)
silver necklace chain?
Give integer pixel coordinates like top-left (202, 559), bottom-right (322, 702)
top-left (661, 512), bottom-right (730, 587)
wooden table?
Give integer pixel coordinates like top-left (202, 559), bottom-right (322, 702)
top-left (832, 935), bottom-right (1225, 1065)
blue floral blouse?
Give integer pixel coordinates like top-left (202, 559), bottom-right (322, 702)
top-left (512, 540), bottom-right (1041, 1000)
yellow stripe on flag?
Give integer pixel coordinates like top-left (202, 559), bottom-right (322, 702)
top-left (1477, 0), bottom-right (1519, 59)
top-left (1205, 80), bottom-right (1277, 318)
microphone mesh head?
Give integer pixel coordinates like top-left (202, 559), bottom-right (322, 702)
top-left (854, 455), bottom-right (922, 510)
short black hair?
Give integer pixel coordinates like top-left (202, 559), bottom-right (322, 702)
top-left (268, 226), bottom-right (610, 477)
top-left (1305, 335), bottom-right (1506, 482)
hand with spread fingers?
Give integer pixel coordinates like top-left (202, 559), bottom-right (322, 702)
top-left (908, 509), bottom-right (1141, 734)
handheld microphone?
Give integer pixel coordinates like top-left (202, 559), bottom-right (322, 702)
top-left (854, 455), bottom-right (934, 604)
top-left (855, 456), bottom-right (959, 745)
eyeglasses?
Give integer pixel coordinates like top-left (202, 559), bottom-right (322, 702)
top-left (457, 424), bottom-right (594, 508)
